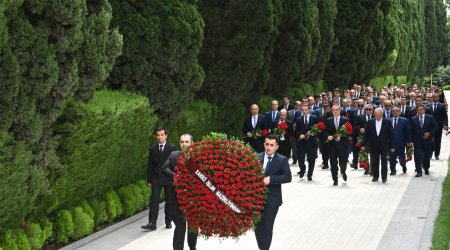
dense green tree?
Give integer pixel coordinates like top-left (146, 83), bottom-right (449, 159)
top-left (267, 0), bottom-right (320, 93)
top-left (107, 0), bottom-right (205, 119)
top-left (198, 0), bottom-right (282, 106)
top-left (324, 0), bottom-right (396, 87)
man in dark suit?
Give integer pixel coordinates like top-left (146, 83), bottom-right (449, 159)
top-left (409, 96), bottom-right (432, 117)
top-left (318, 105), bottom-right (332, 169)
top-left (399, 97), bottom-right (411, 119)
top-left (353, 104), bottom-right (374, 174)
top-left (350, 100), bottom-right (365, 169)
top-left (361, 108), bottom-right (395, 183)
top-left (287, 101), bottom-right (302, 164)
top-left (275, 109), bottom-right (294, 158)
top-left (388, 107), bottom-right (411, 175)
top-left (323, 105), bottom-right (351, 186)
top-left (242, 104), bottom-right (268, 153)
top-left (142, 127), bottom-right (177, 230)
top-left (279, 96), bottom-right (294, 111)
top-left (410, 105), bottom-right (438, 177)
top-left (429, 93), bottom-right (448, 160)
top-left (162, 134), bottom-right (197, 250)
top-left (295, 105), bottom-right (319, 181)
top-left (383, 100), bottom-right (393, 118)
top-left (255, 135), bottom-right (292, 250)
top-left (265, 100), bottom-right (280, 130)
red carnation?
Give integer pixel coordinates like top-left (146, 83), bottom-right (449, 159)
top-left (317, 121), bottom-right (325, 131)
top-left (261, 129), bottom-right (269, 136)
top-left (345, 122), bottom-right (353, 135)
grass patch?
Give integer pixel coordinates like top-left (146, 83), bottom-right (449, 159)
top-left (431, 157), bottom-right (450, 249)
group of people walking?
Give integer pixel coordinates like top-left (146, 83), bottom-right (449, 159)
top-left (242, 84), bottom-right (447, 185)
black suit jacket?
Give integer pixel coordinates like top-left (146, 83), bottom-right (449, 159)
top-left (353, 114), bottom-right (372, 140)
top-left (361, 119), bottom-right (394, 153)
top-left (409, 106), bottom-right (432, 118)
top-left (323, 116), bottom-right (350, 146)
top-left (429, 102), bottom-right (448, 128)
top-left (294, 115), bottom-right (319, 144)
top-left (242, 114), bottom-right (267, 134)
top-left (279, 104), bottom-right (294, 111)
top-left (161, 150), bottom-right (181, 179)
top-left (258, 153), bottom-right (292, 206)
top-left (147, 143), bottom-right (177, 185)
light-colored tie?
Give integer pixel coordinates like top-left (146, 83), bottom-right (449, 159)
top-left (252, 116), bottom-right (256, 128)
top-left (420, 116), bottom-right (424, 128)
top-left (335, 118), bottom-right (339, 130)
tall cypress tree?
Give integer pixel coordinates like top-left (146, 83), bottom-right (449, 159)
top-left (107, 0), bottom-right (205, 119)
top-left (197, 0), bottom-right (282, 105)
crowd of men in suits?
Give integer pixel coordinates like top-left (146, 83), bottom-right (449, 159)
top-left (243, 83), bottom-right (448, 185)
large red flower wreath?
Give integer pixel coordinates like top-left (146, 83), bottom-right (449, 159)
top-left (173, 134), bottom-right (266, 238)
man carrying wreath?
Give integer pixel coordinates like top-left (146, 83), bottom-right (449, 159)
top-left (162, 134), bottom-right (198, 250)
top-left (256, 135), bottom-right (292, 250)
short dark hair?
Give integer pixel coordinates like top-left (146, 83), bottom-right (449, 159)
top-left (416, 104), bottom-right (425, 110)
top-left (154, 127), bottom-right (168, 135)
top-left (265, 134), bottom-right (279, 145)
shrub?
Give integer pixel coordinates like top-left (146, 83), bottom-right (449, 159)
top-left (46, 89), bottom-right (158, 213)
top-left (104, 190), bottom-right (123, 222)
top-left (1, 230), bottom-right (18, 250)
top-left (15, 230), bottom-right (30, 250)
top-left (40, 219), bottom-right (52, 245)
top-left (25, 223), bottom-right (45, 250)
top-left (80, 201), bottom-right (94, 221)
top-left (118, 185), bottom-right (143, 217)
top-left (88, 198), bottom-right (108, 226)
top-left (0, 131), bottom-right (47, 231)
top-left (136, 180), bottom-right (150, 207)
top-left (71, 206), bottom-right (94, 239)
top-left (54, 210), bottom-right (74, 243)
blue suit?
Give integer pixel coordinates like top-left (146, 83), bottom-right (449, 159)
top-left (410, 114), bottom-right (438, 174)
top-left (295, 115), bottom-right (319, 178)
top-left (388, 117), bottom-right (410, 173)
top-left (265, 111), bottom-right (280, 129)
top-left (255, 153), bottom-right (291, 250)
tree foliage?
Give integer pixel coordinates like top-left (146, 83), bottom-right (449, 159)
top-left (107, 0), bottom-right (205, 119)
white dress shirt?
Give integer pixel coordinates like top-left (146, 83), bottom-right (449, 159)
top-left (263, 153), bottom-right (274, 170)
top-left (375, 119), bottom-right (382, 136)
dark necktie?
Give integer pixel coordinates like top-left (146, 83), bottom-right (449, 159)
top-left (304, 116), bottom-right (308, 129)
top-left (159, 144), bottom-right (164, 155)
top-left (394, 118), bottom-right (397, 128)
top-left (266, 156), bottom-right (272, 171)
top-left (386, 111), bottom-right (390, 118)
top-left (434, 103), bottom-right (437, 112)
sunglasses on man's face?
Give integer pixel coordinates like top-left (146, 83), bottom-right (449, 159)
top-left (365, 108), bottom-right (373, 110)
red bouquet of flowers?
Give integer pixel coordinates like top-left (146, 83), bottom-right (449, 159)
top-left (306, 121), bottom-right (325, 138)
top-left (174, 133), bottom-right (266, 238)
top-left (326, 122), bottom-right (353, 142)
top-left (406, 146), bottom-right (413, 162)
top-left (272, 122), bottom-right (288, 136)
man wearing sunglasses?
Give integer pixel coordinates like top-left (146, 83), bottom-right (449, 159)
top-left (389, 107), bottom-right (411, 175)
top-left (355, 104), bottom-right (374, 175)
top-left (350, 100), bottom-right (365, 169)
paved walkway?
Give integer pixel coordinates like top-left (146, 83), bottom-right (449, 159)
top-left (64, 93), bottom-right (450, 250)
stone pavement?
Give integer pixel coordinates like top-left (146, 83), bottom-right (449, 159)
top-left (63, 135), bottom-right (449, 250)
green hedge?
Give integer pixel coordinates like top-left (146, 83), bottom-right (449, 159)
top-left (0, 131), bottom-right (47, 232)
top-left (0, 179), bottom-right (154, 248)
top-left (39, 89), bottom-right (158, 215)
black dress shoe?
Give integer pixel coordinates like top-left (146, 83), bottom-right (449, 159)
top-left (141, 223), bottom-right (157, 231)
top-left (293, 160), bottom-right (297, 164)
top-left (299, 172), bottom-right (305, 178)
top-left (402, 166), bottom-right (407, 173)
top-left (390, 172), bottom-right (396, 176)
top-left (425, 170), bottom-right (429, 175)
top-left (297, 171), bottom-right (301, 175)
top-left (364, 170), bottom-right (369, 175)
top-left (343, 173), bottom-right (347, 182)
top-left (415, 173), bottom-right (422, 177)
top-left (166, 223), bottom-right (172, 229)
top-left (436, 156), bottom-right (439, 160)
top-left (333, 181), bottom-right (338, 186)
top-left (372, 178), bottom-right (378, 182)
top-left (322, 165), bottom-right (329, 169)
top-left (382, 179), bottom-right (387, 183)
top-left (307, 177), bottom-right (312, 181)
top-left (369, 171), bottom-right (373, 176)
